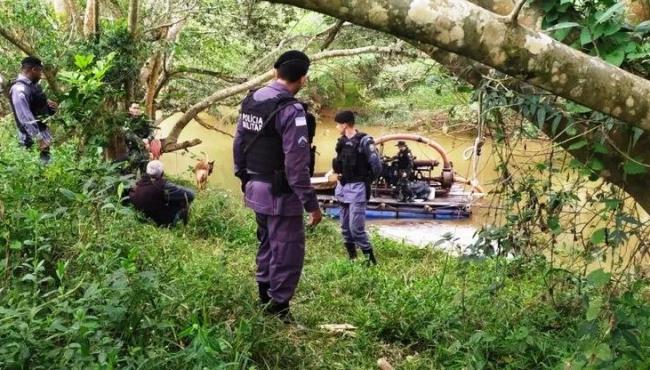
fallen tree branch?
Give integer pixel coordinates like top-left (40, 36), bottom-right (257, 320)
top-left (168, 67), bottom-right (247, 84)
top-left (164, 44), bottom-right (417, 149)
top-left (320, 19), bottom-right (345, 50)
top-left (504, 0), bottom-right (528, 24)
top-left (163, 138), bottom-right (202, 153)
top-left (195, 115), bottom-right (235, 138)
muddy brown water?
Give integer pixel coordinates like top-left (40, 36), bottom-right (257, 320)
top-left (156, 111), bottom-right (650, 272)
top-left (156, 111), bottom-right (550, 249)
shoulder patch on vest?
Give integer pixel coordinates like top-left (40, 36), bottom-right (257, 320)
top-left (295, 116), bottom-right (307, 127)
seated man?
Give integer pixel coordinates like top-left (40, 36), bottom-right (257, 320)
top-left (129, 160), bottom-right (195, 226)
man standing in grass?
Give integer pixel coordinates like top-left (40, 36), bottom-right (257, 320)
top-left (332, 110), bottom-right (382, 265)
top-left (233, 50), bottom-right (322, 323)
top-left (8, 57), bottom-right (58, 164)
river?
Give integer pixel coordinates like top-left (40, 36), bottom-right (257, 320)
top-left (155, 109), bottom-right (649, 273)
top-left (155, 110), bottom-right (552, 252)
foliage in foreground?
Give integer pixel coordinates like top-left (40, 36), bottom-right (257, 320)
top-left (1, 138), bottom-right (650, 369)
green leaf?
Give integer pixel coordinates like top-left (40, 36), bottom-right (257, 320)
top-left (580, 28), bottom-right (593, 45)
top-left (602, 199), bottom-right (620, 210)
top-left (622, 329), bottom-right (641, 350)
top-left (74, 54), bottom-right (94, 69)
top-left (548, 216), bottom-right (562, 235)
top-left (623, 160), bottom-right (648, 175)
top-left (545, 22), bottom-right (581, 33)
top-left (586, 296), bottom-right (603, 321)
top-left (635, 20), bottom-right (650, 34)
top-left (604, 48), bottom-right (626, 66)
top-left (631, 127), bottom-right (644, 148)
top-left (589, 158), bottom-right (604, 172)
top-left (10, 241), bottom-right (22, 250)
top-left (567, 140), bottom-right (588, 151)
top-left (566, 102), bottom-right (592, 114)
top-left (602, 22), bottom-right (622, 36)
top-left (592, 142), bottom-right (609, 154)
top-left (59, 188), bottom-right (77, 200)
top-left (536, 107), bottom-right (547, 128)
top-left (554, 28), bottom-right (573, 42)
top-left (117, 182), bottom-right (125, 200)
top-left (587, 268), bottom-right (611, 288)
top-left (596, 3), bottom-right (625, 24)
top-left (595, 343), bottom-right (612, 361)
top-left (590, 228), bottom-right (607, 245)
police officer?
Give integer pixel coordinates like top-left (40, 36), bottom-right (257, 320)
top-left (233, 50), bottom-right (322, 323)
top-left (395, 141), bottom-right (414, 178)
top-left (8, 57), bottom-right (58, 164)
top-left (332, 110), bottom-right (382, 265)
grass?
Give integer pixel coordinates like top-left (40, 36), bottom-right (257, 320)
top-left (1, 131), bottom-right (650, 369)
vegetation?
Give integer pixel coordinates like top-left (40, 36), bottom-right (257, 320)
top-left (1, 132), bottom-right (649, 369)
top-left (1, 0), bottom-right (650, 368)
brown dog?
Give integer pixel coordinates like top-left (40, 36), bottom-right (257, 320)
top-left (194, 159), bottom-right (214, 190)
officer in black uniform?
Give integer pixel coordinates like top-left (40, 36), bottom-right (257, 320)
top-left (394, 140), bottom-right (414, 179)
top-left (332, 110), bottom-right (382, 265)
top-left (8, 57), bottom-right (58, 163)
top-left (233, 50), bottom-right (322, 322)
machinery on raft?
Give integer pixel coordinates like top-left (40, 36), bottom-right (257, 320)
top-left (310, 134), bottom-right (485, 220)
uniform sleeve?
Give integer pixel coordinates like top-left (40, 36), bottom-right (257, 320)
top-left (164, 181), bottom-right (195, 204)
top-left (362, 136), bottom-right (383, 179)
top-left (11, 85), bottom-right (42, 141)
top-left (277, 103), bottom-right (319, 213)
top-left (232, 116), bottom-right (247, 175)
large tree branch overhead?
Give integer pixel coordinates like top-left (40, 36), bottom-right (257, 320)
top-left (265, 0), bottom-right (650, 131)
top-left (164, 44), bottom-right (418, 149)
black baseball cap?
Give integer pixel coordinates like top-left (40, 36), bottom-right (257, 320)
top-left (274, 50), bottom-right (310, 82)
top-left (21, 56), bottom-right (43, 68)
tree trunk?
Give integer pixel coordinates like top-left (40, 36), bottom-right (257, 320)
top-left (128, 0), bottom-right (139, 36)
top-left (266, 0), bottom-right (650, 132)
top-left (143, 17), bottom-right (186, 117)
top-left (103, 130), bottom-right (129, 161)
top-left (144, 54), bottom-right (163, 117)
top-left (0, 26), bottom-right (62, 96)
top-left (83, 0), bottom-right (99, 38)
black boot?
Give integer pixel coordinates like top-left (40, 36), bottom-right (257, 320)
top-left (344, 242), bottom-right (357, 260)
top-left (362, 249), bottom-right (377, 266)
top-left (265, 300), bottom-right (293, 324)
top-left (39, 149), bottom-right (51, 165)
top-left (258, 282), bottom-right (271, 305)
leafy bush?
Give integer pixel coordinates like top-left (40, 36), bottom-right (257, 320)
top-left (1, 122), bottom-right (649, 368)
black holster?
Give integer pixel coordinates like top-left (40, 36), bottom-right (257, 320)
top-left (271, 170), bottom-right (292, 196)
top-left (364, 180), bottom-right (372, 201)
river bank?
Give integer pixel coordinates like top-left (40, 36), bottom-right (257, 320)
top-left (2, 134), bottom-right (648, 368)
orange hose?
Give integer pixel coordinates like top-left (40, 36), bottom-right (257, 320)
top-left (375, 134), bottom-right (452, 169)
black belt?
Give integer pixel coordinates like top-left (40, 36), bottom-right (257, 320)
top-left (249, 173), bottom-right (274, 183)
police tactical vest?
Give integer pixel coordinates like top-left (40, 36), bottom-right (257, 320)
top-left (8, 79), bottom-right (51, 128)
top-left (397, 149), bottom-right (413, 170)
top-left (239, 89), bottom-right (298, 175)
top-left (334, 132), bottom-right (370, 185)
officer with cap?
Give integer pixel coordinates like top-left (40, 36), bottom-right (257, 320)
top-left (233, 50), bottom-right (322, 322)
top-left (394, 140), bottom-right (414, 179)
top-left (8, 56), bottom-right (58, 164)
top-left (332, 110), bottom-right (382, 265)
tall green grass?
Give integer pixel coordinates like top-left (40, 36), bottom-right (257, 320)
top-left (1, 131), bottom-right (649, 369)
